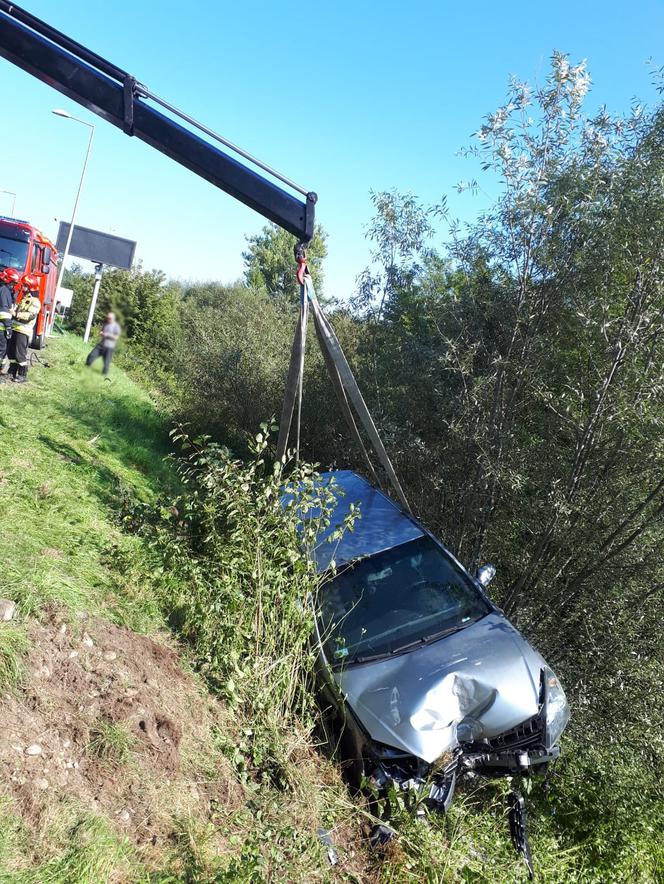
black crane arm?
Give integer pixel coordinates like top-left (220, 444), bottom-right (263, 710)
top-left (0, 2), bottom-right (316, 242)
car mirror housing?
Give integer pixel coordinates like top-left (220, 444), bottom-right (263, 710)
top-left (475, 563), bottom-right (496, 587)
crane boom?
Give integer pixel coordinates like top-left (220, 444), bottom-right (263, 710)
top-left (0, 2), bottom-right (317, 242)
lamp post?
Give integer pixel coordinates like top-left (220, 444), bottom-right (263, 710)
top-left (0, 189), bottom-right (16, 217)
top-left (52, 109), bottom-right (95, 297)
top-left (83, 263), bottom-right (104, 344)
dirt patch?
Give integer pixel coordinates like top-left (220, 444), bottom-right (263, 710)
top-left (40, 547), bottom-right (64, 560)
top-left (0, 611), bottom-right (242, 862)
top-left (0, 611), bottom-right (376, 880)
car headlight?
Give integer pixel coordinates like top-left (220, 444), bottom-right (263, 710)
top-left (543, 666), bottom-right (570, 749)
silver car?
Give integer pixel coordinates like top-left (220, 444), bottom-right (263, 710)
top-left (306, 471), bottom-right (570, 813)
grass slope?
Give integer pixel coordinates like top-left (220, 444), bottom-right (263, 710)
top-left (0, 334), bottom-right (170, 627)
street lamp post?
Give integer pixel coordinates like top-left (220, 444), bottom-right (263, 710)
top-left (52, 109), bottom-right (95, 297)
top-left (83, 263), bottom-right (104, 344)
top-left (0, 189), bottom-right (16, 217)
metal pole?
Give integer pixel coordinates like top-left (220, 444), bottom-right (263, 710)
top-left (55, 117), bottom-right (95, 295)
top-left (0, 189), bottom-right (16, 216)
top-left (83, 263), bottom-right (103, 343)
top-left (146, 90), bottom-right (311, 197)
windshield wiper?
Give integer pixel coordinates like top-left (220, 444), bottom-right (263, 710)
top-left (354, 630), bottom-right (453, 663)
top-left (345, 616), bottom-right (486, 666)
top-left (390, 617), bottom-right (484, 656)
top-left (390, 636), bottom-right (428, 655)
top-left (422, 616), bottom-right (483, 644)
top-left (351, 650), bottom-right (393, 664)
top-left (353, 635), bottom-right (430, 662)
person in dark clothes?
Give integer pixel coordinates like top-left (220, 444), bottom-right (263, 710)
top-left (0, 268), bottom-right (19, 379)
top-left (85, 312), bottom-right (121, 376)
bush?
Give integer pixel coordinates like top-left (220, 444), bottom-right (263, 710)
top-left (123, 425), bottom-right (344, 789)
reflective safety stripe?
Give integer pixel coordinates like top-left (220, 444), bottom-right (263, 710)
top-left (12, 296), bottom-right (40, 335)
top-left (10, 330), bottom-right (29, 366)
top-left (0, 311), bottom-right (12, 320)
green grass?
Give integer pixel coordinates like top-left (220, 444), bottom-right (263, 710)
top-left (8, 815), bottom-right (139, 884)
top-left (0, 334), bottom-right (171, 627)
top-left (0, 623), bottom-right (28, 687)
top-left (87, 721), bottom-right (136, 767)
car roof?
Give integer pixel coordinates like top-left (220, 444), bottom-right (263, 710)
top-left (308, 470), bottom-right (424, 571)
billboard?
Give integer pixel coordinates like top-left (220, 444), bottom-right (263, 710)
top-left (56, 223), bottom-right (136, 270)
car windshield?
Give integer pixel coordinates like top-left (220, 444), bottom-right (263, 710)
top-left (318, 536), bottom-right (491, 664)
top-left (0, 236), bottom-right (28, 272)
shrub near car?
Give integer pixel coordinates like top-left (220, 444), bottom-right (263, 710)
top-left (308, 471), bottom-right (570, 809)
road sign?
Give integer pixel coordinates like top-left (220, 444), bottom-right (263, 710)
top-left (56, 223), bottom-right (136, 270)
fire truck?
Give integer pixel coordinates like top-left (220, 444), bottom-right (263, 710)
top-left (0, 215), bottom-right (59, 350)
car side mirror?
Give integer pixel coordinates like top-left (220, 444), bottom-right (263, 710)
top-left (43, 247), bottom-right (52, 267)
top-left (475, 563), bottom-right (496, 587)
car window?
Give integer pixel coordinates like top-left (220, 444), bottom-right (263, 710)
top-left (318, 536), bottom-right (491, 664)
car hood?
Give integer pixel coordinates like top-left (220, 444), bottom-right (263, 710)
top-left (334, 612), bottom-right (546, 765)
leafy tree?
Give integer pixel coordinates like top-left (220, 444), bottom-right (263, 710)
top-left (181, 279), bottom-right (248, 309)
top-left (62, 264), bottom-right (96, 332)
top-left (350, 190), bottom-right (433, 408)
top-left (172, 283), bottom-right (294, 448)
top-left (243, 223), bottom-right (327, 302)
top-left (429, 55), bottom-right (664, 635)
top-left (353, 189), bottom-right (433, 322)
top-left (63, 264), bottom-right (184, 385)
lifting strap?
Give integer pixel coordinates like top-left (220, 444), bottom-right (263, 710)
top-left (276, 266), bottom-right (411, 513)
top-left (276, 286), bottom-right (308, 462)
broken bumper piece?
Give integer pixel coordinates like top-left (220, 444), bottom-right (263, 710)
top-left (461, 744), bottom-right (559, 774)
top-left (368, 748), bottom-right (461, 812)
top-left (460, 708), bottom-right (560, 775)
top-left (368, 711), bottom-right (559, 809)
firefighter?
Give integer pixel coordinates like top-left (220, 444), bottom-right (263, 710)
top-left (0, 268), bottom-right (19, 377)
top-left (7, 274), bottom-right (41, 384)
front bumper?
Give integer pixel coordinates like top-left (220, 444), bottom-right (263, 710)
top-left (460, 710), bottom-right (559, 775)
top-left (368, 748), bottom-right (461, 812)
top-left (462, 743), bottom-right (560, 775)
top-left (367, 711), bottom-right (558, 811)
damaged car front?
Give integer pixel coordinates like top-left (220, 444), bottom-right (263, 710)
top-left (309, 471), bottom-right (570, 816)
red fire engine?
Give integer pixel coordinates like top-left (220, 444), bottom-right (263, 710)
top-left (0, 216), bottom-right (59, 350)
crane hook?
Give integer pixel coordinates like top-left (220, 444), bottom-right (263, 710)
top-left (294, 242), bottom-right (308, 287)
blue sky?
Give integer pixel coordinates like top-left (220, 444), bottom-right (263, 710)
top-left (1, 0), bottom-right (662, 299)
